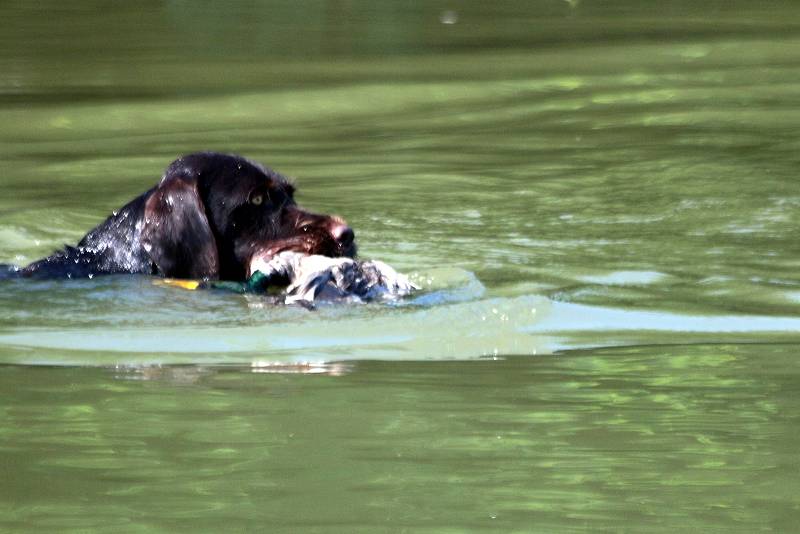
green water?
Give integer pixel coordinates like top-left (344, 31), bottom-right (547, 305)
top-left (2, 1), bottom-right (800, 531)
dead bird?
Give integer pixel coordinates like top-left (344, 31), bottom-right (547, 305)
top-left (248, 251), bottom-right (419, 305)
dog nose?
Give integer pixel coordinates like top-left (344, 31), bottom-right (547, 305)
top-left (331, 221), bottom-right (355, 247)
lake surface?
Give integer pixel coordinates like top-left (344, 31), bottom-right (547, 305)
top-left (2, 1), bottom-right (799, 531)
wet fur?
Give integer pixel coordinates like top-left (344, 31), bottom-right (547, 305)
top-left (20, 152), bottom-right (355, 281)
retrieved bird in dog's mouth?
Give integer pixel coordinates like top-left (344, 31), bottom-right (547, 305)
top-left (248, 251), bottom-right (419, 305)
top-left (157, 251), bottom-right (419, 306)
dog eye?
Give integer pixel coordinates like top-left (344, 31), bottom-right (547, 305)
top-left (249, 191), bottom-right (269, 206)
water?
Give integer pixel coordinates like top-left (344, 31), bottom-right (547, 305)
top-left (2, 1), bottom-right (800, 531)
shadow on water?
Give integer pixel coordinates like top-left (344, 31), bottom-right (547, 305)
top-left (0, 264), bottom-right (20, 280)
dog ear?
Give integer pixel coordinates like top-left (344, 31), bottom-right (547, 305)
top-left (142, 175), bottom-right (219, 279)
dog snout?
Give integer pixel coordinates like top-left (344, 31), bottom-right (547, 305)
top-left (330, 220), bottom-right (355, 247)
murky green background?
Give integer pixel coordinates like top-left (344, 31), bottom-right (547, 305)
top-left (2, 1), bottom-right (800, 531)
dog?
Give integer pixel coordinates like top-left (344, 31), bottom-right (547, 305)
top-left (20, 152), bottom-right (356, 281)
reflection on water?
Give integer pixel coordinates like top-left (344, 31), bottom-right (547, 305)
top-left (2, 0), bottom-right (800, 531)
top-left (2, 345), bottom-right (799, 531)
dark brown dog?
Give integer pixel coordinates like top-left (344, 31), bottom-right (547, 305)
top-left (21, 152), bottom-right (355, 280)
